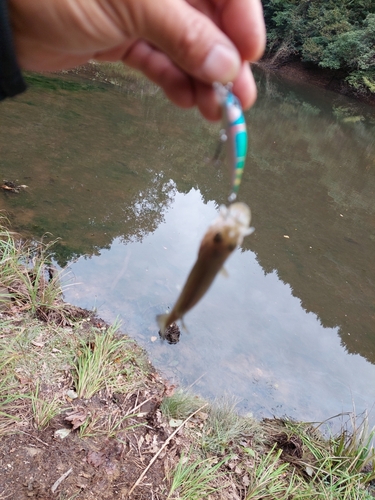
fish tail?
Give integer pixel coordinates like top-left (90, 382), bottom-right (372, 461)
top-left (156, 314), bottom-right (169, 338)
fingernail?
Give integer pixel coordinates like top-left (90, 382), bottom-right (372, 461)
top-left (201, 44), bottom-right (241, 82)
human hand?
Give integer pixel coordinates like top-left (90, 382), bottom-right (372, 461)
top-left (9, 0), bottom-right (266, 120)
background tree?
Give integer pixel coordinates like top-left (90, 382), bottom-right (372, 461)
top-left (262, 0), bottom-right (375, 94)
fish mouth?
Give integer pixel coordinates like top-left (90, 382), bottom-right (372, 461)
top-left (226, 202), bottom-right (251, 229)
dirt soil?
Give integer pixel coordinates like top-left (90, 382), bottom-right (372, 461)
top-left (0, 304), bottom-right (186, 500)
top-left (0, 374), bottom-right (181, 499)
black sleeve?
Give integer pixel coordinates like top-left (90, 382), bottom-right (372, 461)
top-left (0, 0), bottom-right (27, 100)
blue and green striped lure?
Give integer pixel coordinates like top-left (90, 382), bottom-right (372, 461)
top-left (214, 83), bottom-right (247, 202)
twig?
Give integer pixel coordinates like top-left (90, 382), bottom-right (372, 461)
top-left (0, 491), bottom-right (12, 499)
top-left (17, 430), bottom-right (49, 447)
top-left (128, 403), bottom-right (207, 497)
top-left (187, 372), bottom-right (206, 390)
top-left (51, 468), bottom-right (73, 493)
top-left (126, 395), bottom-right (154, 416)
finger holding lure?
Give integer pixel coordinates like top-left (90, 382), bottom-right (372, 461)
top-left (214, 82), bottom-right (247, 202)
top-left (156, 202), bottom-right (254, 337)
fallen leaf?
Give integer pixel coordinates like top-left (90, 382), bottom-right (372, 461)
top-left (76, 481), bottom-right (88, 489)
top-left (66, 389), bottom-right (78, 400)
top-left (169, 418), bottom-right (183, 428)
top-left (163, 383), bottom-right (176, 398)
top-left (16, 374), bottom-right (30, 386)
top-left (24, 447), bottom-right (42, 458)
top-left (54, 428), bottom-right (71, 440)
top-left (197, 411), bottom-right (208, 421)
top-left (31, 340), bottom-right (45, 348)
top-left (87, 451), bottom-right (106, 468)
top-left (243, 447), bottom-right (255, 457)
top-left (64, 409), bottom-right (88, 430)
top-left (305, 466), bottom-right (314, 477)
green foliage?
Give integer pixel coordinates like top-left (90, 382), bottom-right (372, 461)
top-left (263, 0), bottom-right (375, 94)
top-left (245, 446), bottom-right (296, 499)
top-left (161, 389), bottom-right (205, 420)
top-left (167, 452), bottom-right (227, 499)
top-left (31, 381), bottom-right (61, 430)
top-left (24, 73), bottom-right (105, 93)
top-left (201, 396), bottom-right (258, 454)
top-left (72, 320), bottom-right (134, 399)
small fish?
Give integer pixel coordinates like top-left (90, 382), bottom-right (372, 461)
top-left (156, 202), bottom-right (254, 336)
top-left (214, 82), bottom-right (248, 202)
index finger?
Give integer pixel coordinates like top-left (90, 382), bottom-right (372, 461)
top-left (216, 0), bottom-right (266, 61)
top-left (188, 0), bottom-right (266, 62)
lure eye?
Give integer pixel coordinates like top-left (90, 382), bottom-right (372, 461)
top-left (213, 232), bottom-right (223, 244)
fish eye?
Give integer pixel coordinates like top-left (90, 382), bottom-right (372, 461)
top-left (227, 243), bottom-right (236, 251)
top-left (213, 232), bottom-right (223, 244)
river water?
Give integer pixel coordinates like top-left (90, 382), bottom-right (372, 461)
top-left (1, 67), bottom-right (375, 430)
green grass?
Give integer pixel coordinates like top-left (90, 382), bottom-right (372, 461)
top-left (31, 382), bottom-right (61, 430)
top-left (72, 319), bottom-right (135, 399)
top-left (0, 222), bottom-right (77, 324)
top-left (161, 389), bottom-right (205, 420)
top-left (0, 375), bottom-right (22, 434)
top-left (78, 410), bottom-right (144, 439)
top-left (201, 396), bottom-right (259, 454)
top-left (24, 73), bottom-right (105, 92)
top-left (167, 452), bottom-right (228, 499)
top-left (0, 333), bottom-right (23, 433)
top-left (160, 390), bottom-right (375, 499)
top-left (331, 412), bottom-right (375, 481)
top-left (267, 418), bottom-right (375, 499)
top-left (245, 446), bottom-right (296, 499)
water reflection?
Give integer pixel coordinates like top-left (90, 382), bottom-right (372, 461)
top-left (1, 68), bottom-right (375, 426)
top-left (64, 188), bottom-right (375, 425)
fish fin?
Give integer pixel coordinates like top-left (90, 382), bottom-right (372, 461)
top-left (219, 205), bottom-right (228, 217)
top-left (245, 227), bottom-right (255, 236)
top-left (156, 314), bottom-right (169, 338)
top-left (180, 317), bottom-right (189, 333)
top-left (220, 267), bottom-right (229, 278)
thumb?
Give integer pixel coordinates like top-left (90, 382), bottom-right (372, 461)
top-left (118, 0), bottom-right (242, 84)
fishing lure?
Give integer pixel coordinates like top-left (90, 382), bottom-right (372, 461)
top-left (214, 83), bottom-right (247, 202)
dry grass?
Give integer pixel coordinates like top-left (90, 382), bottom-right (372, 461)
top-left (0, 222), bottom-right (88, 326)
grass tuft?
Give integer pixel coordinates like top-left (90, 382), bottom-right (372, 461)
top-left (331, 412), bottom-right (375, 482)
top-left (167, 451), bottom-right (228, 499)
top-left (201, 396), bottom-right (258, 454)
top-left (161, 389), bottom-right (205, 420)
top-left (245, 446), bottom-right (296, 499)
top-left (0, 221), bottom-right (85, 325)
top-left (72, 319), bottom-right (134, 399)
top-left (30, 381), bottom-right (61, 430)
top-left (0, 335), bottom-right (23, 433)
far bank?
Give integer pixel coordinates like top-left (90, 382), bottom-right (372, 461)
top-left (256, 58), bottom-right (375, 108)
